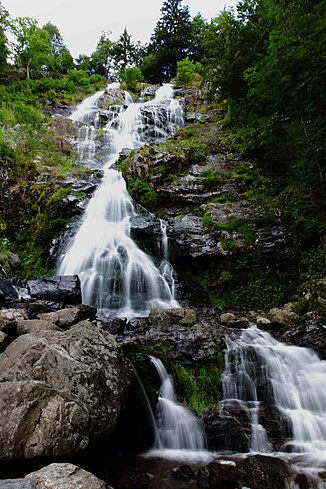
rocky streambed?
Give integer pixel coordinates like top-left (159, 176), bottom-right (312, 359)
top-left (0, 276), bottom-right (325, 488)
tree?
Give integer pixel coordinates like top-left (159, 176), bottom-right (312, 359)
top-left (149, 0), bottom-right (192, 81)
top-left (0, 2), bottom-right (9, 69)
top-left (113, 28), bottom-right (135, 70)
top-left (42, 22), bottom-right (74, 74)
top-left (9, 17), bottom-right (52, 78)
top-left (89, 32), bottom-right (115, 77)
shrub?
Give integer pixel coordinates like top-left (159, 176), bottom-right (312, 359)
top-left (176, 58), bottom-right (200, 85)
top-left (120, 67), bottom-right (144, 92)
top-left (68, 69), bottom-right (90, 86)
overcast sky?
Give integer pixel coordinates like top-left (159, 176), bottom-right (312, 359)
top-left (3, 0), bottom-right (238, 59)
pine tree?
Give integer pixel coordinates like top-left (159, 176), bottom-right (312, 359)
top-left (149, 0), bottom-right (191, 80)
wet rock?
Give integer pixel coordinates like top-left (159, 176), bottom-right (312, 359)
top-left (272, 320), bottom-right (326, 358)
top-left (103, 84), bottom-right (128, 105)
top-left (26, 275), bottom-right (82, 307)
top-left (0, 321), bottom-right (132, 459)
top-left (0, 280), bottom-right (19, 306)
top-left (208, 454), bottom-right (291, 489)
top-left (25, 463), bottom-right (109, 489)
top-left (258, 405), bottom-right (293, 451)
top-left (204, 401), bottom-right (251, 452)
top-left (117, 310), bottom-right (225, 364)
top-left (172, 464), bottom-right (195, 481)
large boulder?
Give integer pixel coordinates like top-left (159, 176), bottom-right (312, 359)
top-left (25, 463), bottom-right (110, 489)
top-left (0, 320), bottom-right (132, 459)
top-left (0, 463), bottom-right (111, 489)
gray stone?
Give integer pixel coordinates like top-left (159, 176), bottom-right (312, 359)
top-left (0, 480), bottom-right (39, 489)
top-left (268, 303), bottom-right (299, 326)
top-left (220, 313), bottom-right (236, 325)
top-left (0, 321), bottom-right (132, 459)
top-left (0, 331), bottom-right (8, 352)
top-left (0, 308), bottom-right (28, 332)
top-left (17, 319), bottom-right (59, 336)
top-left (26, 463), bottom-right (109, 489)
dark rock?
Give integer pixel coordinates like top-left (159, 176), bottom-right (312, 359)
top-left (197, 467), bottom-right (210, 488)
top-left (26, 275), bottom-right (82, 306)
top-left (204, 401), bottom-right (251, 452)
top-left (294, 473), bottom-right (310, 489)
top-left (269, 320), bottom-right (326, 358)
top-left (258, 405), bottom-right (293, 450)
top-left (208, 455), bottom-right (291, 489)
top-left (116, 308), bottom-right (226, 364)
top-left (0, 280), bottom-right (19, 306)
top-left (172, 464), bottom-right (195, 481)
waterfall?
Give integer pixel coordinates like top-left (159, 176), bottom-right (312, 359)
top-left (150, 356), bottom-right (207, 451)
top-left (57, 83), bottom-right (183, 319)
top-left (222, 326), bottom-right (326, 468)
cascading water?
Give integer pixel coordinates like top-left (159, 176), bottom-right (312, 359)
top-left (223, 326), bottom-right (326, 474)
top-left (150, 356), bottom-right (207, 451)
top-left (57, 83), bottom-right (183, 319)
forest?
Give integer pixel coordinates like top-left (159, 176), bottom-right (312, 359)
top-left (0, 0), bottom-right (325, 300)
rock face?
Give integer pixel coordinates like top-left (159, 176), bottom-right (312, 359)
top-left (115, 307), bottom-right (225, 364)
top-left (0, 320), bottom-right (132, 460)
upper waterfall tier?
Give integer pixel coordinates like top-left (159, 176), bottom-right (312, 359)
top-left (57, 84), bottom-right (183, 319)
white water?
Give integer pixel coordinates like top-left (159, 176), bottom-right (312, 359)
top-left (150, 356), bottom-right (207, 451)
top-left (57, 84), bottom-right (183, 319)
top-left (223, 326), bottom-right (326, 470)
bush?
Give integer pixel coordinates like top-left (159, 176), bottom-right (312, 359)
top-left (120, 67), bottom-right (144, 92)
top-left (176, 58), bottom-right (201, 85)
top-left (68, 69), bottom-right (90, 86)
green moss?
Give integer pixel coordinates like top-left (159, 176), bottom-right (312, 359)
top-left (221, 239), bottom-right (239, 252)
top-left (127, 178), bottom-right (158, 210)
top-left (172, 353), bottom-right (224, 414)
top-left (200, 168), bottom-right (227, 187)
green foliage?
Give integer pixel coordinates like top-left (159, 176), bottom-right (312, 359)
top-left (210, 266), bottom-right (294, 311)
top-left (68, 69), bottom-right (90, 86)
top-left (148, 0), bottom-right (192, 81)
top-left (127, 178), bottom-right (158, 210)
top-left (172, 354), bottom-right (223, 414)
top-left (221, 239), bottom-right (239, 252)
top-left (9, 17), bottom-right (53, 78)
top-left (120, 67), bottom-right (144, 92)
top-left (175, 57), bottom-right (200, 85)
top-left (300, 247), bottom-right (326, 282)
top-left (200, 168), bottom-right (226, 187)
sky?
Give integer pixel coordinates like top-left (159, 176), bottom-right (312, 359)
top-left (3, 0), bottom-right (238, 59)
